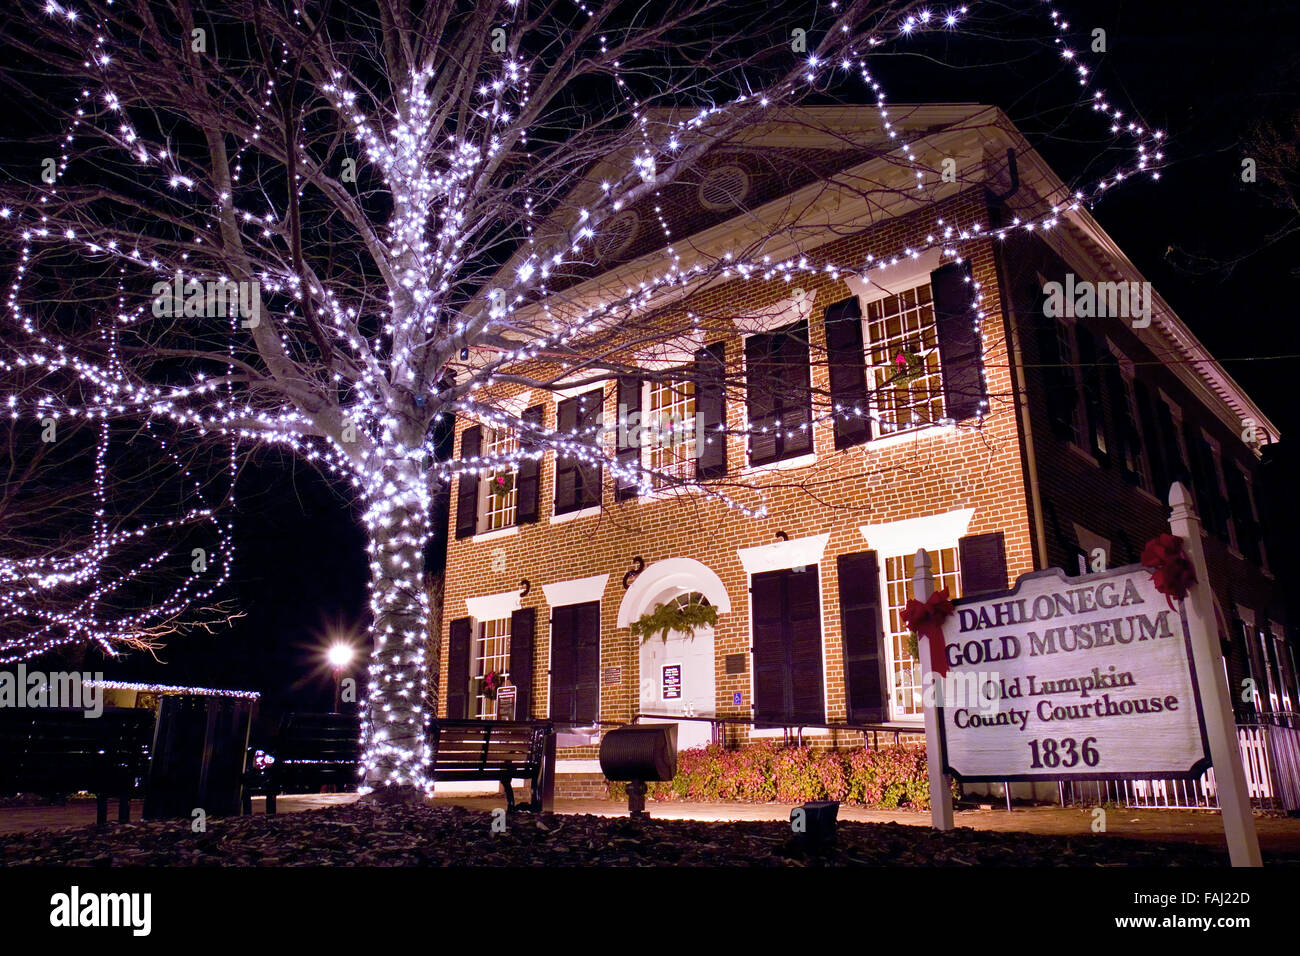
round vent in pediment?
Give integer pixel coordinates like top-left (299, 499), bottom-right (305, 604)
top-left (698, 164), bottom-right (751, 211)
top-left (595, 210), bottom-right (640, 259)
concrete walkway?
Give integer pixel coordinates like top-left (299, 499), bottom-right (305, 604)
top-left (4, 793), bottom-right (1300, 854)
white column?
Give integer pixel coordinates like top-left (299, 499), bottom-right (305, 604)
top-left (914, 549), bottom-right (955, 830)
top-left (1167, 482), bottom-right (1262, 867)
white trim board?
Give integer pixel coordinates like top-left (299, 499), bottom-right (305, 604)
top-left (736, 533), bottom-right (830, 575)
top-left (465, 589), bottom-right (522, 622)
top-left (859, 508), bottom-right (975, 556)
top-left (542, 573), bottom-right (609, 607)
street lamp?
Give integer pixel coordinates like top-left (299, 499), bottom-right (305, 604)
top-left (327, 641), bottom-right (355, 713)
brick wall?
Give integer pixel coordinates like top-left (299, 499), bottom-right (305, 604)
top-left (437, 187), bottom-right (1039, 759)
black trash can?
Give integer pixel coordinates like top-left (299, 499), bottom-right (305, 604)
top-left (144, 694), bottom-right (255, 819)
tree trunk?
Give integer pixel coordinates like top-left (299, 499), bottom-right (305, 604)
top-left (360, 451), bottom-right (433, 794)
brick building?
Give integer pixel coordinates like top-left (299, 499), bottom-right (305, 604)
top-left (435, 106), bottom-right (1295, 793)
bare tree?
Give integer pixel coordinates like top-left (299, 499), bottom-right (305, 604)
top-left (0, 1), bottom-right (1160, 795)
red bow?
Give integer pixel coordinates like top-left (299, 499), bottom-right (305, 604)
top-left (901, 587), bottom-right (955, 677)
top-left (1141, 533), bottom-right (1196, 610)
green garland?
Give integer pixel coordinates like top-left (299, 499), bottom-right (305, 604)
top-left (630, 598), bottom-right (718, 643)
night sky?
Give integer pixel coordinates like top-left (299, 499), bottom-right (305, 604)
top-left (79, 0), bottom-right (1300, 712)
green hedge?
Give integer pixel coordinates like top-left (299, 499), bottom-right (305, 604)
top-left (607, 742), bottom-right (936, 809)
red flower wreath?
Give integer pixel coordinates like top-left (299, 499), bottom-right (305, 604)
top-left (1140, 532), bottom-right (1196, 610)
top-left (482, 671), bottom-right (502, 701)
top-left (901, 587), bottom-right (956, 677)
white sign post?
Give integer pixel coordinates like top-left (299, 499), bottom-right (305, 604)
top-left (914, 549), bottom-right (955, 830)
top-left (1167, 482), bottom-right (1262, 867)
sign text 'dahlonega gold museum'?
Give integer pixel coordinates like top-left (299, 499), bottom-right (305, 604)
top-left (934, 567), bottom-right (1209, 781)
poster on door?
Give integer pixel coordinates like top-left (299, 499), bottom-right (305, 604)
top-left (662, 664), bottom-right (682, 700)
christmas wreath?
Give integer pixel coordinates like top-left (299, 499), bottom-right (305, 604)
top-left (630, 595), bottom-right (718, 643)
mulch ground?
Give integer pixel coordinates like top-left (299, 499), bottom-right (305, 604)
top-left (2, 801), bottom-right (1297, 866)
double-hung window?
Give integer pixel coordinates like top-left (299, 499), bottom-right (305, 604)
top-left (882, 548), bottom-right (962, 718)
top-left (480, 427), bottom-right (518, 531)
top-left (473, 617), bottom-right (511, 719)
top-left (864, 282), bottom-right (945, 435)
top-left (644, 378), bottom-right (698, 485)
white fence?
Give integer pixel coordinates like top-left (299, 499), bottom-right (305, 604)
top-left (1060, 719), bottom-right (1300, 812)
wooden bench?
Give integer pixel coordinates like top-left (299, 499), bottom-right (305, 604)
top-left (243, 712), bottom-right (361, 815)
top-left (429, 719), bottom-right (555, 812)
top-left (0, 707), bottom-right (155, 824)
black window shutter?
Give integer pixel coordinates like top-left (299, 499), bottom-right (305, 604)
top-left (958, 532), bottom-right (1008, 596)
top-left (615, 376), bottom-right (642, 501)
top-left (751, 567), bottom-right (824, 725)
top-left (574, 602), bottom-right (602, 723)
top-left (1155, 400), bottom-right (1190, 489)
top-left (824, 296), bottom-right (869, 449)
top-left (1183, 420), bottom-right (1228, 541)
top-left (549, 602), bottom-right (599, 723)
top-left (787, 566), bottom-right (825, 723)
top-left (514, 405), bottom-right (544, 524)
top-left (446, 617), bottom-right (473, 719)
top-left (931, 262), bottom-right (985, 421)
top-left (1034, 313), bottom-right (1079, 442)
top-left (454, 425), bottom-right (482, 539)
top-left (751, 569), bottom-right (788, 725)
top-left (1223, 464), bottom-right (1261, 565)
top-left (1102, 356), bottom-right (1141, 484)
top-left (777, 323), bottom-right (813, 457)
top-left (694, 342), bottom-right (727, 479)
top-left (837, 552), bottom-right (888, 724)
top-left (509, 607), bottom-right (535, 718)
top-left (548, 606), bottom-right (574, 721)
top-left (576, 389), bottom-right (604, 510)
top-left (1134, 380), bottom-right (1168, 496)
top-left (553, 396), bottom-right (580, 514)
top-left (1074, 326), bottom-right (1109, 466)
top-left (745, 333), bottom-right (779, 466)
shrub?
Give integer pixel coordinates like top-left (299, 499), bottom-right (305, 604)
top-left (604, 742), bottom-right (932, 809)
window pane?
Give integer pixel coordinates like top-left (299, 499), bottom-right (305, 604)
top-left (865, 280), bottom-right (946, 436)
top-left (482, 427), bottom-right (518, 530)
top-left (883, 548), bottom-right (962, 717)
top-left (474, 617), bottom-right (512, 719)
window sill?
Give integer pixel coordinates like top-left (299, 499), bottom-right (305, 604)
top-left (740, 452), bottom-right (817, 477)
top-left (1066, 443), bottom-right (1100, 468)
top-left (472, 525), bottom-right (519, 544)
top-left (550, 504), bottom-right (601, 524)
top-left (865, 422), bottom-right (957, 451)
top-left (1135, 486), bottom-right (1164, 507)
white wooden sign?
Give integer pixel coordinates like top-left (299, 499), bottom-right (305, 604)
top-left (934, 564), bottom-right (1211, 782)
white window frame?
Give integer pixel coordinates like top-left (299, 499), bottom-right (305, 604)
top-left (637, 375), bottom-right (700, 494)
top-left (857, 272), bottom-right (947, 441)
top-left (472, 616), bottom-right (512, 719)
top-left (878, 546), bottom-right (962, 722)
top-left (476, 425), bottom-right (520, 535)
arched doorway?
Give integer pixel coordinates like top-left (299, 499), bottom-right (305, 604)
top-left (618, 559), bottom-right (730, 752)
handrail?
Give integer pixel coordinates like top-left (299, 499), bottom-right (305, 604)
top-left (633, 712), bottom-right (921, 749)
